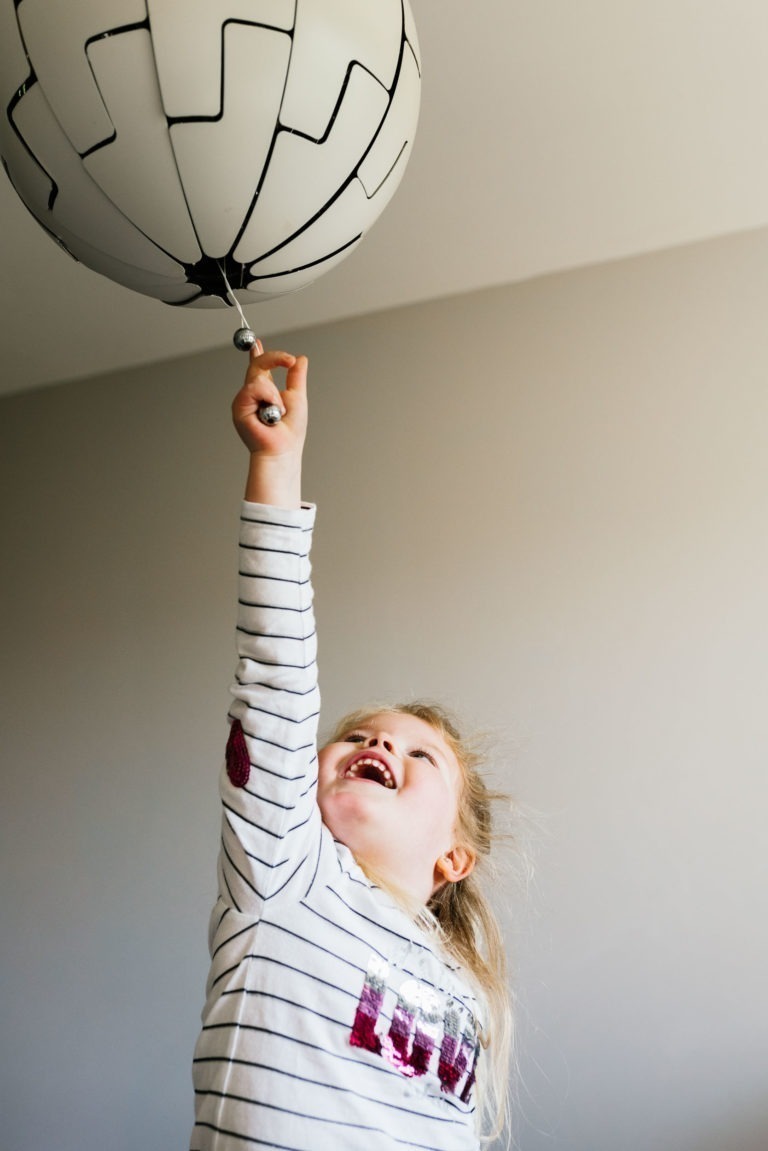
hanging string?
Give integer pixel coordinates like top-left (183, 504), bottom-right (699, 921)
top-left (218, 260), bottom-right (259, 352)
top-left (218, 260), bottom-right (281, 424)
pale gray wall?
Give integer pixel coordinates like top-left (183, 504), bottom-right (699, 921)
top-left (2, 228), bottom-right (768, 1150)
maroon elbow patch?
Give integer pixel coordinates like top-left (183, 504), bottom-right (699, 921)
top-left (225, 719), bottom-right (251, 788)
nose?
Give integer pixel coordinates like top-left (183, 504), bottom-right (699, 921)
top-left (367, 734), bottom-right (395, 754)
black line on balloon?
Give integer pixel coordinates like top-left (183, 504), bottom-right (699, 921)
top-left (229, 0), bottom-right (408, 259)
top-left (78, 21), bottom-right (150, 159)
top-left (71, 22), bottom-right (193, 275)
top-left (79, 133), bottom-right (116, 160)
top-left (4, 2), bottom-right (63, 212)
top-left (83, 18), bottom-right (150, 46)
top-left (227, 8), bottom-right (300, 255)
top-left (166, 231), bottom-right (363, 306)
top-left (1, 154), bottom-right (77, 262)
top-left (6, 10), bottom-right (198, 293)
top-left (232, 59), bottom-right (391, 263)
top-left (278, 59), bottom-right (388, 147)
top-left (403, 0), bottom-right (422, 79)
top-left (5, 70), bottom-right (62, 212)
top-left (165, 15), bottom-right (297, 269)
top-left (163, 288), bottom-right (205, 307)
top-left (360, 139), bottom-right (408, 200)
top-left (165, 19), bottom-right (296, 127)
top-left (357, 5), bottom-right (409, 171)
top-left (247, 233), bottom-right (362, 281)
top-left (235, 16), bottom-right (409, 268)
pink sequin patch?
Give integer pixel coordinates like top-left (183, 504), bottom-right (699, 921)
top-left (350, 956), bottom-right (480, 1102)
top-left (226, 719), bottom-right (250, 788)
top-left (438, 1032), bottom-right (462, 1094)
top-left (350, 982), bottom-right (384, 1055)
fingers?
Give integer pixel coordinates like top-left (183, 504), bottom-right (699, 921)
top-left (238, 345), bottom-right (292, 412)
top-left (232, 345), bottom-right (308, 446)
top-left (247, 345), bottom-right (294, 380)
top-left (283, 354), bottom-right (308, 401)
top-left (245, 347), bottom-right (307, 408)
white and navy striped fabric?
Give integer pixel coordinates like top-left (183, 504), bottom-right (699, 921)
top-left (190, 502), bottom-right (482, 1151)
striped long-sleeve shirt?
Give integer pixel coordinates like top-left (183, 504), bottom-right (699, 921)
top-left (190, 502), bottom-right (482, 1151)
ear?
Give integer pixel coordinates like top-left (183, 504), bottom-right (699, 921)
top-left (433, 845), bottom-right (476, 888)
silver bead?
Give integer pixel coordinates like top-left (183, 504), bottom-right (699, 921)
top-left (257, 403), bottom-right (283, 426)
top-left (233, 327), bottom-right (256, 351)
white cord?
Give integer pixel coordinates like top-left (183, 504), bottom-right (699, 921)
top-left (217, 260), bottom-right (251, 332)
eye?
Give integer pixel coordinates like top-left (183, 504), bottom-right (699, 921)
top-left (410, 748), bottom-right (437, 767)
top-left (343, 732), bottom-right (366, 744)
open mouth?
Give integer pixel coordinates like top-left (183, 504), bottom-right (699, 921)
top-left (343, 756), bottom-right (396, 789)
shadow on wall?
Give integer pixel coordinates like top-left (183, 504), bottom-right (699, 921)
top-left (682, 1106), bottom-right (768, 1151)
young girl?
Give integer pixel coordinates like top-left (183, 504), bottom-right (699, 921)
top-left (190, 345), bottom-right (511, 1150)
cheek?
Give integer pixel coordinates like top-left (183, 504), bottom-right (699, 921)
top-left (317, 744), bottom-right (342, 786)
top-left (413, 777), bottom-right (459, 834)
top-left (434, 779), bottom-right (463, 839)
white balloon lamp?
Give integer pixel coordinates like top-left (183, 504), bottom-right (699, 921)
top-left (0, 0), bottom-right (421, 309)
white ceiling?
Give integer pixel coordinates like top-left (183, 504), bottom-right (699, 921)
top-left (3, 0), bottom-right (768, 397)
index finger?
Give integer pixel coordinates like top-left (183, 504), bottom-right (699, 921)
top-left (246, 347), bottom-right (297, 378)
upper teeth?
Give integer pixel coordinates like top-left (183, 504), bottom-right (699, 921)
top-left (345, 757), bottom-right (396, 789)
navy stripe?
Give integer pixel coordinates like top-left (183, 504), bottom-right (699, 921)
top-left (211, 920), bottom-right (254, 962)
top-left (237, 727), bottom-right (316, 756)
top-left (238, 786), bottom-right (295, 812)
top-left (238, 599), bottom-right (314, 615)
top-left (223, 800), bottom-right (283, 841)
top-left (303, 831), bottom-right (325, 899)
top-left (259, 917), bottom-right (367, 981)
top-left (234, 675), bottom-right (317, 697)
top-left (197, 1019), bottom-right (461, 1100)
top-left (192, 1120), bottom-right (302, 1150)
top-left (326, 886), bottom-right (462, 973)
top-left (238, 701), bottom-right (320, 726)
top-left (192, 1055), bottom-right (463, 1125)
top-left (306, 897), bottom-right (466, 999)
top-left (240, 543), bottom-right (309, 558)
top-left (266, 847), bottom-right (314, 901)
top-left (194, 1095), bottom-right (455, 1150)
top-left (219, 988), bottom-right (351, 1031)
top-left (240, 515), bottom-right (308, 530)
top-left (196, 1022), bottom-right (475, 1123)
top-left (219, 859), bottom-right (242, 914)
top-left (239, 569), bottom-right (311, 585)
top-left (242, 761), bottom-right (306, 783)
top-left (284, 810), bottom-right (314, 836)
top-left (240, 843), bottom-right (288, 869)
top-left (233, 653), bottom-right (317, 671)
top-left (223, 815), bottom-right (289, 869)
top-left (212, 904), bottom-right (230, 936)
top-left (221, 838), bottom-right (267, 902)
top-left (224, 953), bottom-right (358, 1000)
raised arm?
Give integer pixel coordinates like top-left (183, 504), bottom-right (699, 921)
top-left (216, 343), bottom-right (321, 919)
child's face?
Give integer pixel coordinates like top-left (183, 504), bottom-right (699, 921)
top-left (317, 712), bottom-right (474, 904)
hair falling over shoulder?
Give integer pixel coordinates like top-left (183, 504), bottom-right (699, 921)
top-left (327, 701), bottom-right (520, 1144)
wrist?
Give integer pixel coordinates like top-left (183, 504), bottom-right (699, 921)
top-left (244, 451), bottom-right (302, 508)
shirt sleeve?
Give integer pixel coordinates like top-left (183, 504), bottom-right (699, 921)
top-left (217, 499), bottom-right (322, 916)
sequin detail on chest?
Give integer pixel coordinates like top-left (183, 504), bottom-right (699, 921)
top-left (350, 953), bottom-right (480, 1103)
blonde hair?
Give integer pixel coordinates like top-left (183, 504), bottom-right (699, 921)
top-left (326, 701), bottom-right (513, 1142)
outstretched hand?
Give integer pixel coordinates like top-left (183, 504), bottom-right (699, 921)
top-left (232, 340), bottom-right (309, 509)
top-left (232, 339), bottom-right (308, 455)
